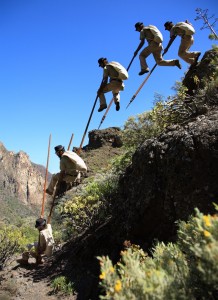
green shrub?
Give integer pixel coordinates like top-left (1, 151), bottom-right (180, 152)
top-left (57, 172), bottom-right (118, 238)
top-left (177, 208), bottom-right (218, 299)
top-left (0, 225), bottom-right (30, 269)
top-left (98, 208), bottom-right (218, 299)
top-left (110, 150), bottom-right (133, 175)
top-left (122, 111), bottom-right (160, 150)
top-left (51, 276), bottom-right (75, 295)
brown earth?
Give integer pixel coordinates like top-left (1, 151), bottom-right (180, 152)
top-left (0, 256), bottom-right (76, 300)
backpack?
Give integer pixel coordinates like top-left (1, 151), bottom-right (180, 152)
top-left (63, 151), bottom-right (87, 172)
top-left (145, 25), bottom-right (163, 43)
top-left (174, 22), bottom-right (195, 35)
top-left (108, 62), bottom-right (129, 80)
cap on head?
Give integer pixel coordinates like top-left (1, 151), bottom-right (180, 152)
top-left (98, 57), bottom-right (107, 66)
top-left (164, 21), bottom-right (173, 29)
top-left (35, 218), bottom-right (46, 228)
top-left (54, 145), bottom-right (65, 153)
top-left (135, 22), bottom-right (143, 30)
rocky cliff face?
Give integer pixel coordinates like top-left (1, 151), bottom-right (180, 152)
top-left (183, 49), bottom-right (218, 95)
top-left (113, 49), bottom-right (218, 244)
top-left (87, 127), bottom-right (122, 149)
top-left (117, 107), bottom-right (218, 243)
top-left (0, 143), bottom-right (47, 206)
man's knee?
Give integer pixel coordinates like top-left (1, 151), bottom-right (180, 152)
top-left (155, 58), bottom-right (163, 65)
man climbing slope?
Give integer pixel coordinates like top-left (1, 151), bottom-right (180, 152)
top-left (97, 57), bottom-right (128, 112)
top-left (134, 22), bottom-right (181, 75)
top-left (163, 21), bottom-right (201, 66)
top-left (46, 145), bottom-right (87, 196)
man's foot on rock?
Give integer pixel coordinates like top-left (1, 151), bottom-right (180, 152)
top-left (194, 52), bottom-right (201, 64)
top-left (46, 188), bottom-right (53, 196)
top-left (175, 59), bottom-right (182, 69)
top-left (98, 104), bottom-right (107, 112)
top-left (190, 52), bottom-right (201, 69)
top-left (115, 102), bottom-right (120, 111)
top-left (138, 69), bottom-right (149, 75)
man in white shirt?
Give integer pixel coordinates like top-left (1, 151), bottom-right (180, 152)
top-left (17, 217), bottom-right (54, 265)
top-left (46, 145), bottom-right (87, 196)
top-left (163, 21), bottom-right (201, 66)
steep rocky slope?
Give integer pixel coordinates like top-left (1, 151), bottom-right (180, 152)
top-left (0, 143), bottom-right (51, 221)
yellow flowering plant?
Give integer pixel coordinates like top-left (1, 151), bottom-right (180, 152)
top-left (0, 225), bottom-right (31, 269)
top-left (98, 207), bottom-right (218, 299)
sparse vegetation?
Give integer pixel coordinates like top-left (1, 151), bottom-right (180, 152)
top-left (51, 276), bottom-right (75, 295)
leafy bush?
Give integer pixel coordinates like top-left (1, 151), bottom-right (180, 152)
top-left (0, 225), bottom-right (30, 269)
top-left (57, 172), bottom-right (119, 239)
top-left (51, 276), bottom-right (75, 295)
top-left (122, 111), bottom-right (161, 150)
top-left (98, 208), bottom-right (218, 299)
top-left (177, 208), bottom-right (218, 299)
top-left (110, 150), bottom-right (133, 175)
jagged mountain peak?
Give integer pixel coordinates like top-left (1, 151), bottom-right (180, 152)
top-left (0, 143), bottom-right (47, 210)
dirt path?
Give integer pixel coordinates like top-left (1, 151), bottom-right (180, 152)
top-left (0, 256), bottom-right (76, 300)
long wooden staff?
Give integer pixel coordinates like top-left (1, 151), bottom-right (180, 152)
top-left (47, 182), bottom-right (61, 221)
top-left (126, 49), bottom-right (173, 109)
top-left (40, 134), bottom-right (51, 218)
top-left (67, 133), bottom-right (74, 151)
top-left (77, 94), bottom-right (99, 155)
top-left (77, 78), bottom-right (104, 155)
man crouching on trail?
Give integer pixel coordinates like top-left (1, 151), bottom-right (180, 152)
top-left (17, 217), bottom-right (54, 265)
top-left (46, 145), bottom-right (87, 196)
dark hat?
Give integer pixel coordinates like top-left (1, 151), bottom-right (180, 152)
top-left (54, 145), bottom-right (65, 152)
top-left (98, 57), bottom-right (107, 66)
top-left (164, 21), bottom-right (173, 29)
top-left (35, 218), bottom-right (46, 228)
top-left (135, 22), bottom-right (143, 30)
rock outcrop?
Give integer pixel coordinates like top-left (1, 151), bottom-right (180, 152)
top-left (113, 48), bottom-right (218, 244)
top-left (117, 107), bottom-right (218, 243)
top-left (86, 127), bottom-right (122, 149)
top-left (0, 142), bottom-right (48, 206)
top-left (79, 127), bottom-right (123, 176)
top-left (183, 48), bottom-right (218, 95)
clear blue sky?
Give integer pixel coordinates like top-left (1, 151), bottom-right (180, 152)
top-left (0, 0), bottom-right (217, 173)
